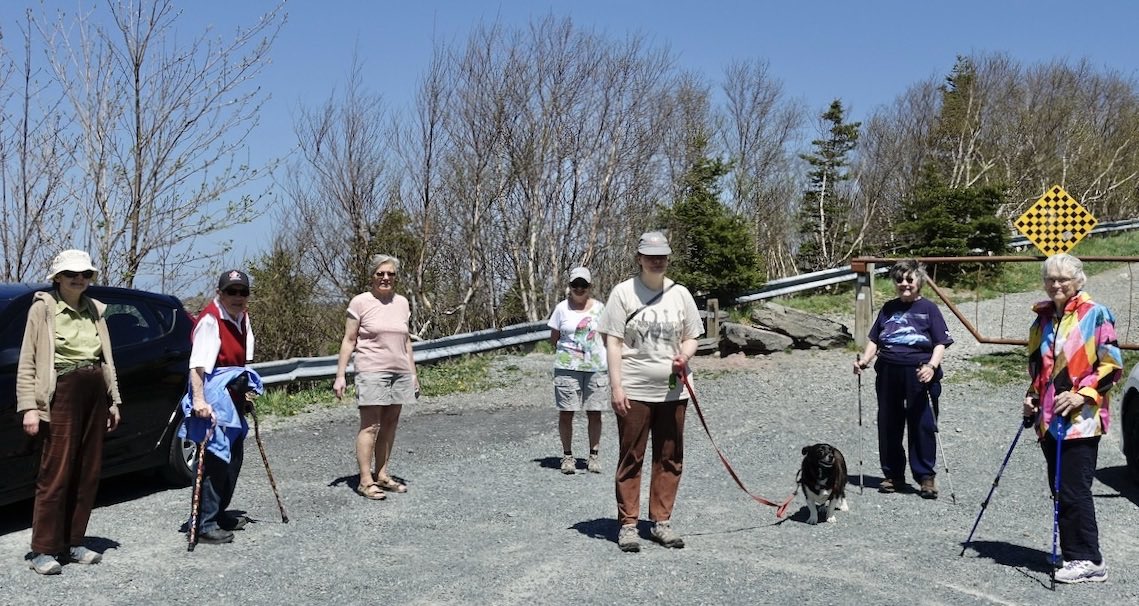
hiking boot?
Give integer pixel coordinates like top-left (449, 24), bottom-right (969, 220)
top-left (919, 477), bottom-right (939, 500)
top-left (68, 546), bottom-right (102, 565)
top-left (878, 478), bottom-right (899, 493)
top-left (650, 520), bottom-right (685, 548)
top-left (617, 524), bottom-right (641, 552)
top-left (586, 453), bottom-right (601, 474)
top-left (28, 553), bottom-right (61, 575)
top-left (561, 454), bottom-right (575, 474)
top-left (1055, 559), bottom-right (1108, 584)
top-left (196, 528), bottom-right (235, 544)
top-left (219, 514), bottom-right (250, 531)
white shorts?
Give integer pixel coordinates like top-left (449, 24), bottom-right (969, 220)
top-left (553, 369), bottom-right (609, 412)
top-left (355, 371), bottom-right (417, 407)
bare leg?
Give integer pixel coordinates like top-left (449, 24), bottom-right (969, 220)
top-left (375, 405), bottom-right (403, 482)
top-left (586, 411), bottom-right (602, 452)
top-left (559, 411), bottom-right (575, 453)
top-left (356, 407), bottom-right (383, 484)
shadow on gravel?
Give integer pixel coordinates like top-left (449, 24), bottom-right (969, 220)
top-left (533, 456), bottom-right (586, 471)
top-left (1, 472), bottom-right (180, 536)
top-left (569, 517), bottom-right (618, 542)
top-left (962, 540), bottom-right (1053, 575)
top-left (1094, 465), bottom-right (1139, 507)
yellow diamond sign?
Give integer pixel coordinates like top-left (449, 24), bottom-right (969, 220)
top-left (1014, 185), bottom-right (1097, 255)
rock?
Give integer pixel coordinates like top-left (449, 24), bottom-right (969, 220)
top-left (749, 302), bottom-right (852, 349)
top-left (719, 322), bottom-right (794, 355)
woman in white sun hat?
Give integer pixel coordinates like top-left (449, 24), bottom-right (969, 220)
top-left (17, 250), bottom-right (122, 575)
top-left (547, 266), bottom-right (608, 475)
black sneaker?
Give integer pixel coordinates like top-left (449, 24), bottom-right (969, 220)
top-left (219, 514), bottom-right (250, 531)
top-left (197, 528), bottom-right (235, 544)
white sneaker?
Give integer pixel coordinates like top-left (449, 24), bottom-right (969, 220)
top-left (617, 524), bottom-right (641, 552)
top-left (586, 453), bottom-right (601, 473)
top-left (560, 454), bottom-right (575, 474)
top-left (1054, 559), bottom-right (1107, 584)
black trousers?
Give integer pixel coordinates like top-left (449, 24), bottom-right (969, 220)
top-left (1040, 434), bottom-right (1101, 563)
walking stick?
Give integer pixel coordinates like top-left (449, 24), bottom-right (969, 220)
top-left (246, 392), bottom-right (290, 523)
top-left (187, 436), bottom-right (207, 552)
top-left (855, 356), bottom-right (864, 495)
top-left (1050, 421), bottom-right (1068, 591)
top-left (929, 389), bottom-right (957, 505)
top-left (960, 416), bottom-right (1033, 556)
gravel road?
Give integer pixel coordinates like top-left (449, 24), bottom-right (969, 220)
top-left (3, 266), bottom-right (1139, 605)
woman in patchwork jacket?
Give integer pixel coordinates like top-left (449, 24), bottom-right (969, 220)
top-left (1024, 253), bottom-right (1123, 584)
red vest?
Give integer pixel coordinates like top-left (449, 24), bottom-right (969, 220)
top-left (197, 301), bottom-right (249, 367)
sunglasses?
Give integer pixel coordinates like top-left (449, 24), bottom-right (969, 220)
top-left (375, 271), bottom-right (397, 278)
top-left (894, 276), bottom-right (917, 284)
top-left (59, 270), bottom-right (95, 279)
top-left (570, 282), bottom-right (590, 289)
top-left (223, 288), bottom-right (250, 297)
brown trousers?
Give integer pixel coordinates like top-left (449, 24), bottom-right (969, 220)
top-left (614, 399), bottom-right (686, 526)
top-left (31, 366), bottom-right (109, 554)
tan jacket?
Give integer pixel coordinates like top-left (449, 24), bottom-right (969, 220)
top-left (16, 290), bottom-right (123, 422)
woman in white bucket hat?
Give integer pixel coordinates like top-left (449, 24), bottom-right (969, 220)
top-left (16, 249), bottom-right (123, 574)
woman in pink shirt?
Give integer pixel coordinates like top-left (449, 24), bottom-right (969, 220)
top-left (333, 255), bottom-right (419, 500)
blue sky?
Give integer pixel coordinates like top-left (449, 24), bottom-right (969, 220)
top-left (7, 0), bottom-right (1139, 270)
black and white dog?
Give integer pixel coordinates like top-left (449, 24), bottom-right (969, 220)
top-left (799, 443), bottom-right (849, 524)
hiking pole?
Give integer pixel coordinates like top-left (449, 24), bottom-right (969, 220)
top-left (934, 430), bottom-right (957, 505)
top-left (929, 389), bottom-right (957, 505)
top-left (1050, 421), bottom-right (1068, 591)
top-left (855, 356), bottom-right (864, 495)
top-left (246, 393), bottom-right (290, 523)
top-left (960, 416), bottom-right (1033, 556)
top-left (187, 435), bottom-right (207, 552)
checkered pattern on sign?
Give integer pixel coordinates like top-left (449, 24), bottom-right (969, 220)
top-left (1014, 185), bottom-right (1097, 255)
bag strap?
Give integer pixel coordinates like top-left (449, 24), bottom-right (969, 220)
top-left (624, 283), bottom-right (675, 325)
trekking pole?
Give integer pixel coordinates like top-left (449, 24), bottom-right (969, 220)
top-left (187, 424), bottom-right (213, 552)
top-left (960, 416), bottom-right (1033, 556)
top-left (1050, 421), bottom-right (1068, 591)
top-left (934, 430), bottom-right (957, 504)
top-left (855, 356), bottom-right (864, 495)
top-left (246, 393), bottom-right (290, 523)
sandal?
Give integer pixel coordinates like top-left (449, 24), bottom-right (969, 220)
top-left (356, 483), bottom-right (386, 500)
top-left (376, 477), bottom-right (408, 493)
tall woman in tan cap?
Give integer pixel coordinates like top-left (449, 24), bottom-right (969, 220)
top-left (597, 231), bottom-right (703, 552)
top-left (17, 250), bottom-right (122, 575)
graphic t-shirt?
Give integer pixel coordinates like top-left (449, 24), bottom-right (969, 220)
top-left (597, 277), bottom-right (704, 402)
top-left (547, 299), bottom-right (607, 372)
top-left (869, 296), bottom-right (953, 365)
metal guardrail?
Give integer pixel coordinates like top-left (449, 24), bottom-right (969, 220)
top-left (252, 217), bottom-right (1139, 386)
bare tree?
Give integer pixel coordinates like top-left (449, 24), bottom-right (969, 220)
top-left (39, 0), bottom-right (284, 289)
top-left (289, 53), bottom-right (391, 300)
top-left (0, 10), bottom-right (73, 281)
top-left (718, 58), bottom-right (804, 278)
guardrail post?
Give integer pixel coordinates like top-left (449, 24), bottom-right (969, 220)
top-left (852, 259), bottom-right (874, 349)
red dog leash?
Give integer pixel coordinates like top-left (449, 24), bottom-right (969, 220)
top-left (679, 370), bottom-right (797, 517)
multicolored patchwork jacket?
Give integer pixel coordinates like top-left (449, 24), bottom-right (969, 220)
top-left (1027, 291), bottom-right (1123, 440)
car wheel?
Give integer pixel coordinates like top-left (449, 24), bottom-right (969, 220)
top-left (159, 428), bottom-right (196, 486)
top-left (1124, 392), bottom-right (1139, 483)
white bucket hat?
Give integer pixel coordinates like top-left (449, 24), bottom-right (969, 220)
top-left (47, 249), bottom-right (98, 281)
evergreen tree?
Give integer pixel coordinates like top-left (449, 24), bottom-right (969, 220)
top-left (797, 99), bottom-right (860, 272)
top-left (664, 151), bottom-right (764, 302)
top-left (895, 171), bottom-right (1007, 285)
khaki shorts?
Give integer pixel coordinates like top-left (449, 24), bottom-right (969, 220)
top-left (553, 369), bottom-right (610, 412)
top-left (355, 371), bottom-right (417, 407)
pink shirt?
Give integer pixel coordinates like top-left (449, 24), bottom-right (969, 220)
top-left (348, 292), bottom-right (412, 373)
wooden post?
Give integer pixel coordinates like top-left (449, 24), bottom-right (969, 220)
top-left (706, 298), bottom-right (719, 340)
top-left (852, 260), bottom-right (874, 348)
